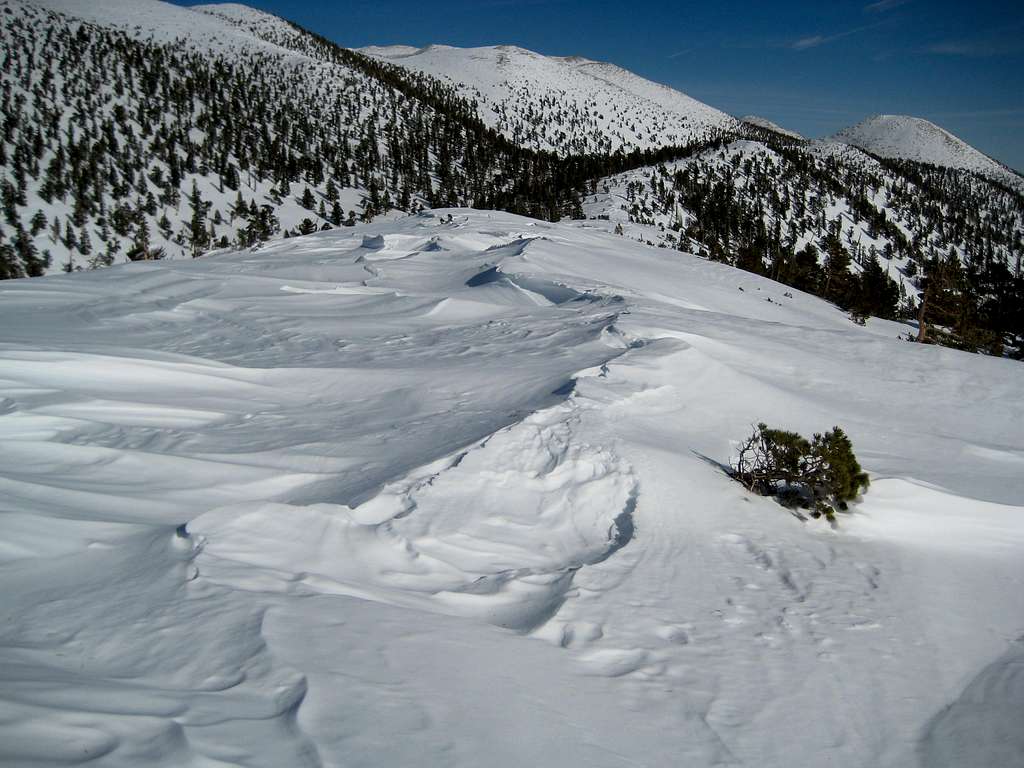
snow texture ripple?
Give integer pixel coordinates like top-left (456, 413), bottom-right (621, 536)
top-left (1, 209), bottom-right (1022, 767)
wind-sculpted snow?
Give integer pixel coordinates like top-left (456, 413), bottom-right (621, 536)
top-left (918, 637), bottom-right (1024, 768)
top-left (1, 210), bottom-right (1022, 766)
top-left (195, 403), bottom-right (638, 633)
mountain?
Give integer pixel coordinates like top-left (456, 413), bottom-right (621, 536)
top-left (361, 44), bottom-right (738, 155)
top-left (0, 0), bottom-right (1022, 354)
top-left (0, 0), bottom-right (595, 277)
top-left (2, 208), bottom-right (1021, 768)
top-left (586, 131), bottom-right (1024, 351)
top-left (831, 114), bottom-right (1024, 194)
top-left (356, 45), bottom-right (1024, 353)
top-left (3, 5), bottom-right (1024, 766)
top-left (740, 115), bottom-right (804, 140)
top-left (24, 0), bottom-right (291, 48)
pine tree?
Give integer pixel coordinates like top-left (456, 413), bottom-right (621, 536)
top-left (230, 191), bottom-right (246, 222)
top-left (851, 254), bottom-right (899, 321)
top-left (0, 242), bottom-right (21, 280)
top-left (1, 180), bottom-right (18, 226)
top-left (78, 226), bottom-right (92, 257)
top-left (187, 180), bottom-right (211, 257)
top-left (822, 231), bottom-right (853, 307)
top-left (63, 219), bottom-right (78, 252)
top-left (14, 226), bottom-right (48, 276)
top-left (806, 427), bottom-right (869, 519)
top-left (127, 216), bottom-right (152, 261)
top-left (732, 423), bottom-right (868, 523)
top-left (30, 209), bottom-right (47, 236)
top-left (916, 254), bottom-right (961, 344)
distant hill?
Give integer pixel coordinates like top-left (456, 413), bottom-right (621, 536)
top-left (361, 44), bottom-right (738, 155)
top-left (831, 115), bottom-right (1024, 194)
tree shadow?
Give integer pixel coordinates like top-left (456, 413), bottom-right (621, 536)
top-left (689, 449), bottom-right (731, 475)
top-left (691, 449), bottom-right (812, 523)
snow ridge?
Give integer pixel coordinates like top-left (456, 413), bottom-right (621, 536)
top-left (740, 115), bottom-right (804, 141)
top-left (24, 0), bottom-right (299, 55)
top-left (361, 43), bottom-right (738, 155)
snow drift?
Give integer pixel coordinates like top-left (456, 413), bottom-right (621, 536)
top-left (1, 209), bottom-right (1022, 767)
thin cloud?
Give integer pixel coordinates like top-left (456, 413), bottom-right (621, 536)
top-left (927, 39), bottom-right (1024, 57)
top-left (789, 23), bottom-right (883, 50)
top-left (864, 0), bottom-right (910, 12)
top-left (668, 48), bottom-right (694, 59)
top-left (792, 35), bottom-right (826, 50)
top-left (927, 41), bottom-right (979, 56)
top-left (926, 20), bottom-right (1024, 57)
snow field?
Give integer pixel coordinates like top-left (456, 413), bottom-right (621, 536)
top-left (1, 209), bottom-right (1022, 766)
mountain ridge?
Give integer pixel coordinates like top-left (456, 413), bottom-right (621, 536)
top-left (360, 42), bottom-right (738, 156)
top-left (1, 0), bottom-right (1021, 354)
top-left (361, 42), bottom-right (1021, 189)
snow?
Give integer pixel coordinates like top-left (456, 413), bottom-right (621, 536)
top-left (1, 208), bottom-right (1022, 766)
top-left (581, 134), bottom-right (1024, 304)
top-left (741, 115), bottom-right (804, 140)
top-left (832, 114), bottom-right (1024, 194)
top-left (27, 0), bottom-right (293, 54)
top-left (361, 44), bottom-right (738, 154)
top-left (5, 0), bottom-right (405, 274)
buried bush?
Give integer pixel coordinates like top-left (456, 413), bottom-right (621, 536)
top-left (731, 423), bottom-right (869, 523)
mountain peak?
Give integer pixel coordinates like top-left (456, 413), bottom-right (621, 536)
top-left (831, 114), bottom-right (1023, 193)
top-left (360, 42), bottom-right (737, 155)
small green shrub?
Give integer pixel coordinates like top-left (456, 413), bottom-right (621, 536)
top-left (732, 423), bottom-right (869, 523)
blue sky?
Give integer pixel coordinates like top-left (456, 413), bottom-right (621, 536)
top-left (174, 0), bottom-right (1024, 171)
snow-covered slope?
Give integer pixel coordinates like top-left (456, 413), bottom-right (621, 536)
top-left (2, 210), bottom-right (1022, 767)
top-left (0, 0), bottom-right (398, 273)
top-left (1, 0), bottom-right (569, 278)
top-left (832, 115), bottom-right (1024, 194)
top-left (741, 115), bottom-right (804, 140)
top-left (361, 44), bottom-right (738, 154)
top-left (22, 0), bottom-right (293, 52)
top-left (584, 135), bottom-right (1024, 331)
